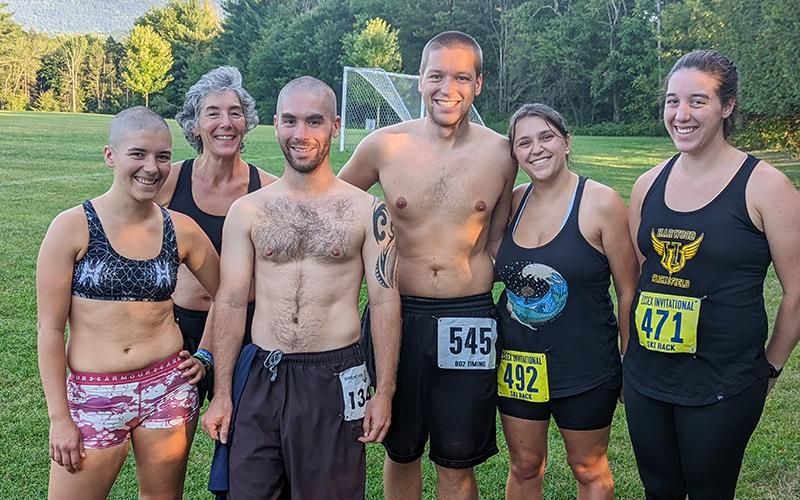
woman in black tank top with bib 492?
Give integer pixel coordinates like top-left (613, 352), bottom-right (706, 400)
top-left (495, 104), bottom-right (639, 500)
top-left (625, 50), bottom-right (800, 500)
top-left (156, 66), bottom-right (278, 402)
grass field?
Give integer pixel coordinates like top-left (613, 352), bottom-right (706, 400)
top-left (1, 110), bottom-right (799, 499)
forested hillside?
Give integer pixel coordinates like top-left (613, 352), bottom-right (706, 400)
top-left (4, 0), bottom-right (221, 35)
top-left (1, 0), bottom-right (798, 153)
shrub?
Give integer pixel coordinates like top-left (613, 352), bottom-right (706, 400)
top-left (731, 115), bottom-right (800, 157)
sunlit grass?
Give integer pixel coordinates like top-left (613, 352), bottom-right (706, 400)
top-left (2, 110), bottom-right (798, 498)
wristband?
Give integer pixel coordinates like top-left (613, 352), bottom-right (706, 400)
top-left (193, 349), bottom-right (214, 371)
top-left (768, 363), bottom-right (783, 379)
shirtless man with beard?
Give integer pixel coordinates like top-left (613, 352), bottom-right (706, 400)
top-left (202, 76), bottom-right (401, 500)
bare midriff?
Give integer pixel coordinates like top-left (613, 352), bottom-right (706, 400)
top-left (65, 297), bottom-right (183, 373)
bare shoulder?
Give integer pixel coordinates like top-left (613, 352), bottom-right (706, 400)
top-left (361, 120), bottom-right (424, 156)
top-left (255, 166), bottom-right (279, 187)
top-left (583, 178), bottom-right (627, 213)
top-left (748, 159), bottom-right (796, 194)
top-left (155, 159), bottom-right (187, 207)
top-left (630, 158), bottom-right (671, 211)
top-left (635, 159), bottom-right (669, 190)
top-left (337, 177), bottom-right (384, 208)
top-left (167, 208), bottom-right (202, 237)
top-left (41, 204), bottom-right (89, 254)
top-left (50, 204), bottom-right (89, 233)
top-left (471, 125), bottom-right (516, 171)
top-left (747, 159), bottom-right (800, 212)
top-left (511, 183), bottom-right (530, 207)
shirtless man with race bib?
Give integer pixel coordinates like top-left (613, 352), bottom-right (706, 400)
top-left (339, 31), bottom-right (517, 500)
top-left (201, 76), bottom-right (401, 500)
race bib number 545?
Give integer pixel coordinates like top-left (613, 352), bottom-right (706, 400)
top-left (437, 317), bottom-right (497, 370)
top-left (635, 291), bottom-right (700, 354)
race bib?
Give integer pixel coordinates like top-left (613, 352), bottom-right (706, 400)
top-left (437, 317), bottom-right (497, 370)
top-left (339, 364), bottom-right (371, 421)
top-left (635, 291), bottom-right (700, 354)
top-left (497, 350), bottom-right (549, 403)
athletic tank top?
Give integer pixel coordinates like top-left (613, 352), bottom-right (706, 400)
top-left (71, 200), bottom-right (179, 302)
top-left (168, 159), bottom-right (261, 254)
top-left (624, 154), bottom-right (771, 405)
top-left (496, 177), bottom-right (621, 397)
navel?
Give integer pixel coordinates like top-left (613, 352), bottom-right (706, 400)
top-left (475, 200), bottom-right (486, 212)
top-left (395, 196), bottom-right (407, 209)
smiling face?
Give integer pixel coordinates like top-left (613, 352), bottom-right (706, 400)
top-left (664, 68), bottom-right (734, 155)
top-left (105, 129), bottom-right (172, 201)
top-left (274, 89), bottom-right (340, 174)
top-left (419, 46), bottom-right (482, 129)
top-left (194, 90), bottom-right (246, 159)
top-left (511, 115), bottom-right (570, 182)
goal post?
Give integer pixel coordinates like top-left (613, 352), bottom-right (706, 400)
top-left (339, 66), bottom-right (485, 152)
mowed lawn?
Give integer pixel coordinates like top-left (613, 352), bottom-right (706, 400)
top-left (1, 110), bottom-right (799, 499)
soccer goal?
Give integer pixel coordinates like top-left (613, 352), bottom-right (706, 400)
top-left (339, 66), bottom-right (485, 152)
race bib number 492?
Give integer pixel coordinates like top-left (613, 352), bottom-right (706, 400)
top-left (498, 350), bottom-right (549, 403)
top-left (339, 364), bottom-right (371, 421)
top-left (437, 317), bottom-right (497, 370)
top-left (635, 291), bottom-right (700, 354)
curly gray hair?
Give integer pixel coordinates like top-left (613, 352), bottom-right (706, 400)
top-left (176, 66), bottom-right (259, 154)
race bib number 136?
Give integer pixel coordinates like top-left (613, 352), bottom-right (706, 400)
top-left (437, 317), bottom-right (497, 370)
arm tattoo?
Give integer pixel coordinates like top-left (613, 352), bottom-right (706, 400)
top-left (372, 199), bottom-right (397, 289)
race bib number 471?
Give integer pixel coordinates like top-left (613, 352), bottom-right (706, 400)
top-left (635, 291), bottom-right (700, 354)
top-left (437, 317), bottom-right (497, 370)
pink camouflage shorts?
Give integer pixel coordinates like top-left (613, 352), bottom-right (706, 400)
top-left (67, 353), bottom-right (199, 449)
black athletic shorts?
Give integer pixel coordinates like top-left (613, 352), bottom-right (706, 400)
top-left (382, 293), bottom-right (499, 469)
top-left (228, 344), bottom-right (369, 500)
top-left (498, 371), bottom-right (621, 431)
top-left (174, 301), bottom-right (255, 403)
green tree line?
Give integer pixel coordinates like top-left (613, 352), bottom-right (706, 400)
top-left (1, 0), bottom-right (798, 151)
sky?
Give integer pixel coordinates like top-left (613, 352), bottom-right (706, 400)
top-left (4, 0), bottom-right (224, 35)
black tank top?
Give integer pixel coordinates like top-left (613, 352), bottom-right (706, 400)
top-left (625, 154), bottom-right (771, 405)
top-left (496, 177), bottom-right (621, 397)
top-left (168, 158), bottom-right (261, 254)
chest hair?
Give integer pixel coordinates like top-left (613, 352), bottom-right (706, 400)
top-left (252, 196), bottom-right (360, 263)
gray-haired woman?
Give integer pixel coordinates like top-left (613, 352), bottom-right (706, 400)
top-left (156, 66), bottom-right (277, 403)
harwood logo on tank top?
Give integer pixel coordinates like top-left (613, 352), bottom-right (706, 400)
top-left (649, 228), bottom-right (704, 288)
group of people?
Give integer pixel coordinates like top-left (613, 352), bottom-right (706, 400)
top-left (36, 29), bottom-right (800, 500)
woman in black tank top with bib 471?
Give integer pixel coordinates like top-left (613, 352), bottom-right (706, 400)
top-left (495, 104), bottom-right (639, 500)
top-left (625, 50), bottom-right (800, 500)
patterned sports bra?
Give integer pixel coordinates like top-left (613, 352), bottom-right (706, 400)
top-left (71, 200), bottom-right (179, 302)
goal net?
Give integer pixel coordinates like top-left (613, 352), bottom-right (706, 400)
top-left (339, 66), bottom-right (485, 152)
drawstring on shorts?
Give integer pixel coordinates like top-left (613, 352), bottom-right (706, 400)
top-left (264, 350), bottom-right (283, 382)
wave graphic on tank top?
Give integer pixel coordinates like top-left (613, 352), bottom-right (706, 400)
top-left (501, 261), bottom-right (568, 330)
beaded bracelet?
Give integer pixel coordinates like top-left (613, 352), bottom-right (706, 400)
top-left (192, 348), bottom-right (214, 372)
